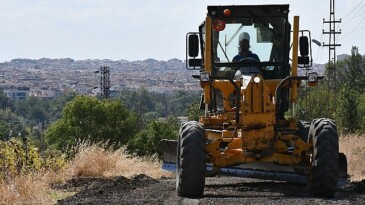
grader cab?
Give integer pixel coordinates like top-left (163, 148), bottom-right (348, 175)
top-left (161, 4), bottom-right (348, 198)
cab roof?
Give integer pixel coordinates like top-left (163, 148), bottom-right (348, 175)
top-left (207, 5), bottom-right (290, 19)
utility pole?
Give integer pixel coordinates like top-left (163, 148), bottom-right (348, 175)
top-left (99, 66), bottom-right (110, 99)
top-left (322, 0), bottom-right (341, 117)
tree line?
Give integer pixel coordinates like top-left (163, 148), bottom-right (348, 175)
top-left (296, 46), bottom-right (365, 134)
top-left (0, 88), bottom-right (200, 158)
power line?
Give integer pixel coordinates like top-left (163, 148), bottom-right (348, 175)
top-left (339, 16), bottom-right (365, 40)
top-left (351, 3), bottom-right (365, 20)
top-left (355, 24), bottom-right (365, 32)
top-left (341, 0), bottom-right (364, 19)
top-left (341, 3), bottom-right (365, 28)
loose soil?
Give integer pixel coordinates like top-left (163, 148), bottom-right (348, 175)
top-left (55, 175), bottom-right (365, 205)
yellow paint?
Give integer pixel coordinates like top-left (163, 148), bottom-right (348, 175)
top-left (203, 17), bottom-right (212, 104)
top-left (290, 16), bottom-right (299, 103)
top-left (198, 14), bottom-right (312, 173)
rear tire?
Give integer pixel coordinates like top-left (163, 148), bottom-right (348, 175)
top-left (339, 152), bottom-right (348, 178)
top-left (307, 118), bottom-right (339, 198)
top-left (176, 121), bottom-right (206, 198)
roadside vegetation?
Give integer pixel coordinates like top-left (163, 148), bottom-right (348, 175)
top-left (0, 141), bottom-right (173, 204)
top-left (0, 47), bottom-right (364, 204)
top-left (0, 89), bottom-right (194, 204)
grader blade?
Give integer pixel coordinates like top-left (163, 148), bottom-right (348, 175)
top-left (161, 138), bottom-right (349, 186)
top-left (162, 162), bottom-right (348, 186)
top-left (163, 162), bottom-right (307, 183)
top-left (161, 139), bottom-right (178, 164)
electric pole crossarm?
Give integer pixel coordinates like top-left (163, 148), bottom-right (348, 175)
top-left (323, 20), bottom-right (341, 23)
top-left (323, 44), bottom-right (341, 47)
top-left (322, 31), bottom-right (341, 34)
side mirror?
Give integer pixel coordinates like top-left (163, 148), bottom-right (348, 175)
top-left (188, 34), bottom-right (199, 57)
top-left (298, 36), bottom-right (309, 64)
top-left (299, 36), bottom-right (309, 56)
top-left (186, 32), bottom-right (202, 69)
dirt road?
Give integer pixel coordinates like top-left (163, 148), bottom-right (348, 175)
top-left (56, 175), bottom-right (365, 205)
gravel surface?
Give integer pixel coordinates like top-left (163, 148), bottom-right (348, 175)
top-left (55, 175), bottom-right (365, 205)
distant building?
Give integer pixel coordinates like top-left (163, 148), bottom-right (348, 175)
top-left (29, 88), bottom-right (56, 101)
top-left (54, 89), bottom-right (63, 97)
top-left (3, 88), bottom-right (29, 102)
top-left (73, 85), bottom-right (92, 95)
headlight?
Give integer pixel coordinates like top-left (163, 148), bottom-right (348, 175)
top-left (253, 76), bottom-right (261, 84)
top-left (200, 72), bottom-right (210, 83)
top-left (308, 72), bottom-right (318, 83)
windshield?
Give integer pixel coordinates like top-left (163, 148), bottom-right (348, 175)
top-left (212, 17), bottom-right (287, 64)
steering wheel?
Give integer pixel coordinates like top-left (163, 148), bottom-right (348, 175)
top-left (238, 57), bottom-right (259, 63)
top-left (238, 57), bottom-right (262, 72)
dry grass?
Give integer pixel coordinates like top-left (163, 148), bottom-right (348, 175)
top-left (66, 138), bottom-right (365, 181)
top-left (340, 134), bottom-right (365, 181)
top-left (0, 142), bottom-right (172, 205)
top-left (65, 143), bottom-right (173, 179)
top-left (3, 136), bottom-right (363, 204)
top-left (0, 173), bottom-right (51, 205)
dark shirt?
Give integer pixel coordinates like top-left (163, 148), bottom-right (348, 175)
top-left (232, 51), bottom-right (260, 62)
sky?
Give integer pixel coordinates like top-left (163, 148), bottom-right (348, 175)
top-left (0, 0), bottom-right (364, 64)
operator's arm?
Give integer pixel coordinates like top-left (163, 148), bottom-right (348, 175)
top-left (252, 53), bottom-right (260, 62)
top-left (232, 55), bottom-right (242, 63)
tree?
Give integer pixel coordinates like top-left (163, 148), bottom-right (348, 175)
top-left (168, 91), bottom-right (200, 116)
top-left (187, 101), bottom-right (202, 121)
top-left (14, 96), bottom-right (50, 126)
top-left (337, 46), bottom-right (365, 91)
top-left (335, 46), bottom-right (365, 134)
top-left (127, 116), bottom-right (179, 158)
top-left (28, 105), bottom-right (49, 123)
top-left (119, 87), bottom-right (157, 116)
top-left (0, 90), bottom-right (10, 109)
top-left (48, 93), bottom-right (77, 121)
top-left (119, 88), bottom-right (200, 118)
top-left (0, 108), bottom-right (24, 141)
top-left (295, 83), bottom-right (333, 121)
top-left (295, 46), bottom-right (365, 134)
top-left (337, 85), bottom-right (361, 133)
top-left (0, 121), bottom-right (10, 140)
top-left (357, 94), bottom-right (365, 133)
top-left (45, 95), bottom-right (137, 150)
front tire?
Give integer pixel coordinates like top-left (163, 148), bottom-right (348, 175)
top-left (307, 118), bottom-right (339, 198)
top-left (176, 121), bottom-right (206, 198)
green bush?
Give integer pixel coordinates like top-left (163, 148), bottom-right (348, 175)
top-left (0, 138), bottom-right (66, 178)
top-left (45, 95), bottom-right (137, 151)
top-left (128, 117), bottom-right (179, 158)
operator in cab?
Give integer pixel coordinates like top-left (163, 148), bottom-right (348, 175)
top-left (233, 32), bottom-right (263, 78)
top-left (232, 32), bottom-right (260, 63)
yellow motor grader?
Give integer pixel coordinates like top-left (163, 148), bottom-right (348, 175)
top-left (161, 4), bottom-right (347, 198)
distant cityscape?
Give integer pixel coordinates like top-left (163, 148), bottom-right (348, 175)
top-left (0, 55), bottom-right (343, 103)
top-left (0, 58), bottom-right (201, 102)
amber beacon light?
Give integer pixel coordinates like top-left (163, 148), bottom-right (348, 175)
top-left (223, 9), bottom-right (231, 16)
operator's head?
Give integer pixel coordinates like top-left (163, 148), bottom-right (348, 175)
top-left (239, 32), bottom-right (250, 52)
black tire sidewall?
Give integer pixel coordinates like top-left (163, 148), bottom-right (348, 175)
top-left (307, 118), bottom-right (339, 198)
top-left (176, 121), bottom-right (206, 198)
